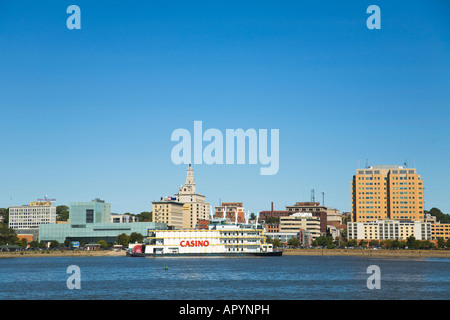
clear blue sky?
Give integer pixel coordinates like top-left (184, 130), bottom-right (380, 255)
top-left (1, 0), bottom-right (450, 215)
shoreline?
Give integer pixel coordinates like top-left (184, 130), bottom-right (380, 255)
top-left (0, 250), bottom-right (127, 258)
top-left (283, 248), bottom-right (450, 258)
top-left (1, 248), bottom-right (450, 258)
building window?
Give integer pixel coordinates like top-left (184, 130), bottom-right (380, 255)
top-left (86, 209), bottom-right (94, 223)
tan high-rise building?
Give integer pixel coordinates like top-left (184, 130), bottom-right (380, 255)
top-left (152, 199), bottom-right (184, 229)
top-left (351, 165), bottom-right (424, 222)
top-left (174, 164), bottom-right (210, 229)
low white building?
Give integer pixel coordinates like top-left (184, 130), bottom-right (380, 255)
top-left (348, 220), bottom-right (431, 241)
top-left (265, 232), bottom-right (299, 244)
top-left (110, 214), bottom-right (138, 223)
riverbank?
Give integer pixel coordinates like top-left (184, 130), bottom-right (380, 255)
top-left (0, 249), bottom-right (127, 258)
top-left (2, 248), bottom-right (450, 258)
top-left (283, 248), bottom-right (450, 258)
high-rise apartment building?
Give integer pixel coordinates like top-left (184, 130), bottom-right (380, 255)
top-left (174, 164), bottom-right (210, 229)
top-left (351, 165), bottom-right (424, 222)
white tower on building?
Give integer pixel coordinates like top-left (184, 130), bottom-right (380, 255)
top-left (174, 165), bottom-right (210, 229)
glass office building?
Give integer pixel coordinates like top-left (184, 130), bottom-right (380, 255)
top-left (39, 199), bottom-right (166, 244)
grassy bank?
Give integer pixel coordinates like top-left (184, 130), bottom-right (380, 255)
top-left (283, 248), bottom-right (450, 258)
top-left (0, 249), bottom-right (126, 258)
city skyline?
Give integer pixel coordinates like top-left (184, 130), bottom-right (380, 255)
top-left (1, 1), bottom-right (450, 216)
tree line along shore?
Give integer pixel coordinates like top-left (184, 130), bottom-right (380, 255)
top-left (283, 248), bottom-right (450, 258)
top-left (1, 248), bottom-right (450, 258)
top-left (0, 249), bottom-right (125, 258)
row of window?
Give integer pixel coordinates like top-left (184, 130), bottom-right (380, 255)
top-left (357, 175), bottom-right (418, 180)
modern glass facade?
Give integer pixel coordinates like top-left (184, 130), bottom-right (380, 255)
top-left (38, 199), bottom-right (167, 244)
top-left (39, 222), bottom-right (167, 244)
top-left (69, 198), bottom-right (111, 225)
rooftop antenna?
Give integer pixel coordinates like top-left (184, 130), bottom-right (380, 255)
top-left (404, 159), bottom-right (408, 168)
top-left (311, 189), bottom-right (315, 202)
top-left (365, 159), bottom-right (369, 169)
top-left (322, 192), bottom-right (325, 206)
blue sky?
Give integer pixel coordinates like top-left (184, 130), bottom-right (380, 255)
top-left (1, 0), bottom-right (450, 215)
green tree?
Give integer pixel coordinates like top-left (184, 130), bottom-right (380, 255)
top-left (406, 236), bottom-right (418, 249)
top-left (272, 238), bottom-right (282, 248)
top-left (49, 240), bottom-right (59, 249)
top-left (0, 208), bottom-right (9, 224)
top-left (137, 211), bottom-right (153, 222)
top-left (0, 224), bottom-right (18, 245)
top-left (392, 239), bottom-right (401, 249)
top-left (29, 240), bottom-right (40, 249)
top-left (17, 237), bottom-right (28, 248)
top-left (265, 216), bottom-right (280, 224)
top-left (436, 237), bottom-right (446, 249)
top-left (312, 236), bottom-right (334, 248)
top-left (347, 239), bottom-right (357, 247)
top-left (288, 237), bottom-right (300, 247)
top-left (64, 237), bottom-right (72, 248)
top-left (369, 240), bottom-right (379, 247)
top-left (340, 228), bottom-right (348, 241)
top-left (56, 205), bottom-right (69, 221)
top-left (117, 233), bottom-right (131, 247)
top-left (425, 208), bottom-right (450, 223)
top-left (97, 240), bottom-right (108, 249)
top-left (417, 240), bottom-right (434, 250)
top-left (129, 232), bottom-right (144, 243)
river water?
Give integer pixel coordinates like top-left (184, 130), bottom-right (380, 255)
top-left (0, 255), bottom-right (449, 300)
